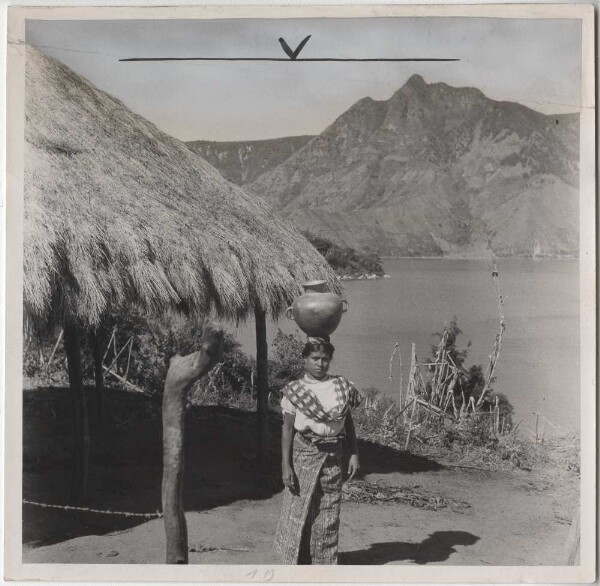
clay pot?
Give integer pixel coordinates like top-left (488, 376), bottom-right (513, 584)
top-left (285, 280), bottom-right (348, 337)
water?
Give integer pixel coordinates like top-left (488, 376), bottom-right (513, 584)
top-left (231, 259), bottom-right (580, 434)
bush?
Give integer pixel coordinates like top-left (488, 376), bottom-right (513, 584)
top-left (302, 231), bottom-right (385, 278)
top-left (427, 317), bottom-right (514, 429)
top-left (24, 310), bottom-right (254, 399)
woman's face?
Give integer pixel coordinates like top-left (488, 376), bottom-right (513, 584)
top-left (304, 349), bottom-right (332, 380)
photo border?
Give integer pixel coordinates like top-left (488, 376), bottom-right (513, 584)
top-left (4, 4), bottom-right (596, 582)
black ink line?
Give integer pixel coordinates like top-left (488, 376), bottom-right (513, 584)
top-left (120, 57), bottom-right (460, 62)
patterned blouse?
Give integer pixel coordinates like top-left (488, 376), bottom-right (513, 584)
top-left (281, 375), bottom-right (362, 437)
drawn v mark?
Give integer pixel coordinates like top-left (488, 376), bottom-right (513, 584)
top-left (278, 35), bottom-right (312, 60)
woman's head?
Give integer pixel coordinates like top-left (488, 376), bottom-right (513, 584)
top-left (302, 337), bottom-right (335, 380)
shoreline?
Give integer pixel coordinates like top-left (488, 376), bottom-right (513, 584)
top-left (338, 273), bottom-right (389, 281)
top-left (380, 254), bottom-right (579, 260)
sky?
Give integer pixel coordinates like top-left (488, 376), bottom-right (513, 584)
top-left (27, 17), bottom-right (582, 142)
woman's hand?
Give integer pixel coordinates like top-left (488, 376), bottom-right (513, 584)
top-left (282, 463), bottom-right (298, 495)
top-left (347, 454), bottom-right (360, 481)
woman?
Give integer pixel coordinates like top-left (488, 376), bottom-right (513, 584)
top-left (274, 337), bottom-right (362, 565)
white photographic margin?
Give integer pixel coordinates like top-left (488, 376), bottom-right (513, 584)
top-left (2, 3), bottom-right (596, 584)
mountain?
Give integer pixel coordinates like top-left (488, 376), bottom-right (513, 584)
top-left (186, 136), bottom-right (314, 185)
top-left (241, 75), bottom-right (579, 257)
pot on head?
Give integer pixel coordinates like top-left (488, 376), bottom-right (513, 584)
top-left (285, 280), bottom-right (348, 337)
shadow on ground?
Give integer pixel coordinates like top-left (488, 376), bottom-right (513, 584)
top-left (356, 439), bottom-right (443, 475)
top-left (23, 387), bottom-right (442, 548)
top-left (339, 531), bottom-right (480, 565)
top-left (23, 387), bottom-right (276, 548)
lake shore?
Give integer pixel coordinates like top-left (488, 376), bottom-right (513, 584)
top-left (338, 272), bottom-right (389, 281)
top-left (380, 254), bottom-right (579, 260)
top-left (237, 257), bottom-right (579, 435)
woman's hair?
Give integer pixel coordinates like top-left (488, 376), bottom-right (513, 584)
top-left (301, 336), bottom-right (335, 358)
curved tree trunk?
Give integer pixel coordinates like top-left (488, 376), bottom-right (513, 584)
top-left (162, 380), bottom-right (189, 564)
top-left (63, 322), bottom-right (89, 502)
top-left (161, 325), bottom-right (223, 564)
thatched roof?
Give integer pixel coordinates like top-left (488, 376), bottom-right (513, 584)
top-left (24, 45), bottom-right (340, 329)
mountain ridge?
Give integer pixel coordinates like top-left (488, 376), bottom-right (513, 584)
top-left (188, 76), bottom-right (580, 257)
top-left (186, 135), bottom-right (314, 185)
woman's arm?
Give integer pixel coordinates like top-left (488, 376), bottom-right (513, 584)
top-left (345, 412), bottom-right (360, 480)
top-left (281, 413), bottom-right (298, 494)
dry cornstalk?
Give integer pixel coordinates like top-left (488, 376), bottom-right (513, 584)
top-left (468, 396), bottom-right (476, 414)
top-left (103, 367), bottom-right (144, 393)
top-left (404, 398), bottom-right (419, 450)
top-left (382, 401), bottom-right (396, 421)
top-left (102, 328), bottom-right (116, 362)
top-left (444, 371), bottom-right (458, 410)
top-left (103, 336), bottom-right (133, 379)
top-left (398, 397), bottom-right (415, 417)
top-left (416, 397), bottom-right (456, 422)
top-left (389, 342), bottom-right (399, 381)
top-left (124, 337), bottom-right (134, 380)
top-left (451, 394), bottom-right (459, 419)
top-left (476, 272), bottom-right (506, 409)
top-left (403, 344), bottom-right (418, 425)
top-left (406, 343), bottom-right (417, 398)
top-left (388, 342), bottom-right (403, 411)
top-left (398, 349), bottom-right (403, 412)
top-left (46, 328), bottom-right (64, 369)
top-left (495, 396), bottom-right (500, 433)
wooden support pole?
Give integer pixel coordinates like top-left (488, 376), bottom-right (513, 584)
top-left (161, 325), bottom-right (222, 564)
top-left (255, 306), bottom-right (269, 471)
top-left (90, 329), bottom-right (104, 423)
top-left (162, 374), bottom-right (189, 564)
top-left (63, 322), bottom-right (89, 502)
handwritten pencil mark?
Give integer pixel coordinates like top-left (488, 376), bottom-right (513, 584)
top-left (278, 35), bottom-right (311, 60)
top-left (119, 35), bottom-right (460, 63)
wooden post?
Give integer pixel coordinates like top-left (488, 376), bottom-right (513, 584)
top-left (63, 321), bottom-right (89, 502)
top-left (90, 329), bottom-right (104, 423)
top-left (161, 325), bottom-right (222, 564)
top-left (162, 375), bottom-right (189, 564)
top-left (255, 306), bottom-right (269, 471)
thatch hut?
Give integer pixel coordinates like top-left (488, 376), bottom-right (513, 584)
top-left (24, 44), bottom-right (340, 513)
top-left (24, 45), bottom-right (338, 329)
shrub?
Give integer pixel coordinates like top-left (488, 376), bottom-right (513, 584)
top-left (427, 317), bottom-right (514, 428)
top-left (268, 329), bottom-right (305, 398)
top-left (302, 231), bottom-right (385, 278)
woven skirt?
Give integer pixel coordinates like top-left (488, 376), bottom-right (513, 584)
top-left (274, 433), bottom-right (343, 564)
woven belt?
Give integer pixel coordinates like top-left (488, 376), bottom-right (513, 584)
top-left (297, 431), bottom-right (345, 450)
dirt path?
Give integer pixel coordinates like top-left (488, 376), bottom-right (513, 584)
top-left (24, 465), bottom-right (577, 565)
top-left (23, 387), bottom-right (578, 566)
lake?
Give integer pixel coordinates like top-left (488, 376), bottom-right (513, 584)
top-left (231, 259), bottom-right (580, 435)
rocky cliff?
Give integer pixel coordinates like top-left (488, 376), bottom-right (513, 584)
top-left (190, 75), bottom-right (580, 257)
top-left (187, 135), bottom-right (314, 185)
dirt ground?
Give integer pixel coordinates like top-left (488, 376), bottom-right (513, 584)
top-left (22, 387), bottom-right (578, 565)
